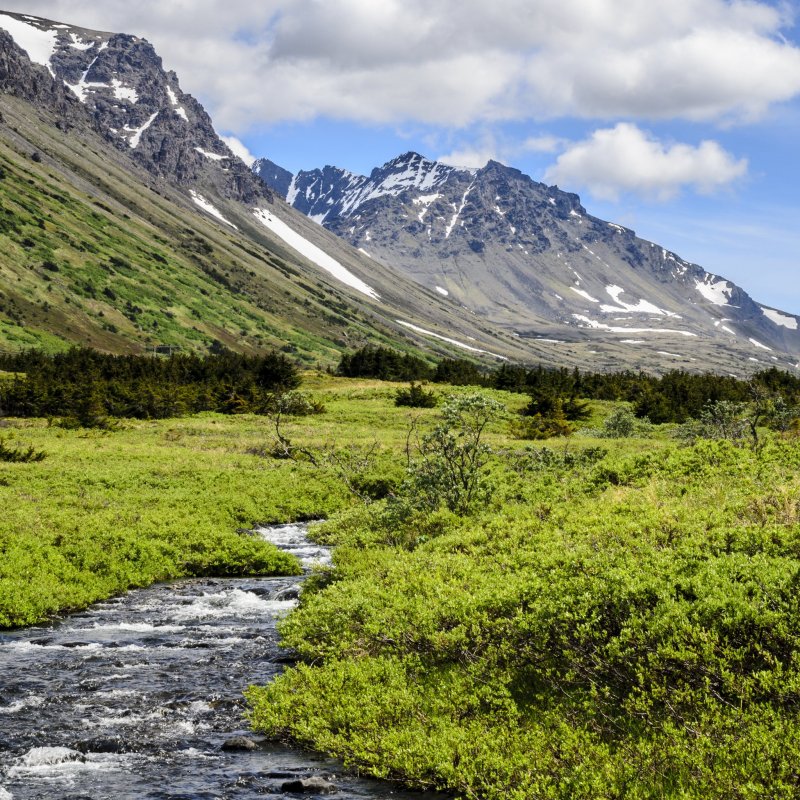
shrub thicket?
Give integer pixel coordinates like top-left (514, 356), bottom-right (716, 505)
top-left (336, 347), bottom-right (800, 426)
top-left (250, 438), bottom-right (800, 800)
top-left (0, 347), bottom-right (299, 422)
top-left (336, 346), bottom-right (432, 381)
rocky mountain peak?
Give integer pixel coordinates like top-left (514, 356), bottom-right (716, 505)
top-left (368, 150), bottom-right (460, 192)
top-left (0, 10), bottom-right (270, 204)
top-left (255, 150), bottom-right (800, 369)
top-left (252, 157), bottom-right (293, 198)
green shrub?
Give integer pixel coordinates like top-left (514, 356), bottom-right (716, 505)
top-left (581, 405), bottom-right (652, 438)
top-left (0, 436), bottom-right (46, 462)
top-left (394, 393), bottom-right (505, 516)
top-left (394, 382), bottom-right (438, 408)
top-left (250, 438), bottom-right (800, 800)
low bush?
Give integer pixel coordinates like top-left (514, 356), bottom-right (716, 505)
top-left (249, 437), bottom-right (800, 799)
top-left (394, 382), bottom-right (438, 408)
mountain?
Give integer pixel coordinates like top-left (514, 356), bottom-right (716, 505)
top-left (0, 10), bottom-right (268, 204)
top-left (2, 10), bottom-right (797, 376)
top-left (254, 151), bottom-right (800, 374)
top-left (0, 11), bottom-right (546, 367)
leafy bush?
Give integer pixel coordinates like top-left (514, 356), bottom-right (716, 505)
top-left (509, 445), bottom-right (607, 474)
top-left (676, 399), bottom-right (750, 445)
top-left (250, 438), bottom-right (800, 800)
top-left (394, 393), bottom-right (505, 515)
top-left (514, 408), bottom-right (573, 439)
top-left (394, 382), bottom-right (438, 408)
top-left (581, 405), bottom-right (652, 438)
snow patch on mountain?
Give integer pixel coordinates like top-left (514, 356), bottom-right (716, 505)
top-left (124, 111), bottom-right (159, 148)
top-left (396, 320), bottom-right (507, 359)
top-left (165, 85), bottom-right (189, 121)
top-left (67, 32), bottom-right (95, 50)
top-left (253, 209), bottom-right (379, 300)
top-left (570, 287), bottom-right (599, 303)
top-left (413, 193), bottom-right (440, 222)
top-left (573, 315), bottom-right (698, 337)
top-left (194, 148), bottom-right (226, 162)
top-left (446, 182), bottom-right (474, 239)
top-left (286, 176), bottom-right (300, 206)
top-left (761, 307), bottom-right (798, 330)
top-left (600, 285), bottom-right (678, 316)
top-left (0, 13), bottom-right (57, 71)
top-left (696, 277), bottom-right (734, 306)
top-left (111, 80), bottom-right (138, 103)
top-left (190, 191), bottom-right (237, 228)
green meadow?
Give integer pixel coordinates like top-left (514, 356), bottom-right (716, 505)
top-left (4, 371), bottom-right (800, 798)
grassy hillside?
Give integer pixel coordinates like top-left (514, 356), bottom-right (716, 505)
top-left (0, 96), bottom-right (413, 363)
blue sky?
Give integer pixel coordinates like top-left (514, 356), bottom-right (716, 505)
top-left (11, 0), bottom-right (800, 313)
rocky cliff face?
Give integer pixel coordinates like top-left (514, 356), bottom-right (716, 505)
top-left (0, 11), bottom-right (270, 204)
top-left (0, 29), bottom-right (85, 129)
top-left (257, 151), bottom-right (800, 370)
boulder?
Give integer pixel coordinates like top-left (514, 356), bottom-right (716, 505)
top-left (221, 736), bottom-right (258, 751)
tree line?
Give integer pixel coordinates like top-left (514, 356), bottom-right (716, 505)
top-left (0, 348), bottom-right (300, 423)
top-left (337, 345), bottom-right (800, 423)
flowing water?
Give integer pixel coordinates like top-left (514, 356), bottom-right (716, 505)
top-left (0, 524), bottom-right (432, 800)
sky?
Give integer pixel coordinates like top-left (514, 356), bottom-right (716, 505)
top-left (6, 0), bottom-right (800, 313)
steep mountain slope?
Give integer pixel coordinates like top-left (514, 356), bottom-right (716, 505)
top-left (3, 10), bottom-right (797, 375)
top-left (0, 13), bottom-right (542, 366)
top-left (255, 151), bottom-right (800, 374)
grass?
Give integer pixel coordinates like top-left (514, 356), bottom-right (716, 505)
top-left (242, 378), bottom-right (800, 799)
top-left (7, 373), bottom-right (797, 797)
top-left (0, 401), bottom-right (349, 627)
top-left (0, 374), bottom-right (582, 628)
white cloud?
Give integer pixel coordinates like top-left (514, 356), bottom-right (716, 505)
top-left (521, 135), bottom-right (564, 154)
top-left (220, 135), bottom-right (256, 166)
top-left (438, 130), bottom-right (567, 169)
top-left (544, 123), bottom-right (748, 201)
top-left (8, 0), bottom-right (800, 130)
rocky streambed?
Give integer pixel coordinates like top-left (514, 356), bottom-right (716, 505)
top-left (0, 524), bottom-right (434, 800)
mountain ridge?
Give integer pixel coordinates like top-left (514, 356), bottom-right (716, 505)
top-left (254, 150), bottom-right (800, 372)
top-left (1, 9), bottom-right (798, 375)
top-left (0, 11), bottom-right (548, 368)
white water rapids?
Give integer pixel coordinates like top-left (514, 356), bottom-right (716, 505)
top-left (0, 523), bottom-right (438, 800)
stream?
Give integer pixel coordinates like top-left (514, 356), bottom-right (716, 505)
top-left (0, 524), bottom-right (432, 800)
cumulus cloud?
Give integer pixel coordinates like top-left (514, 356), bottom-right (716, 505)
top-left (544, 123), bottom-right (748, 201)
top-left (8, 0), bottom-right (800, 131)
